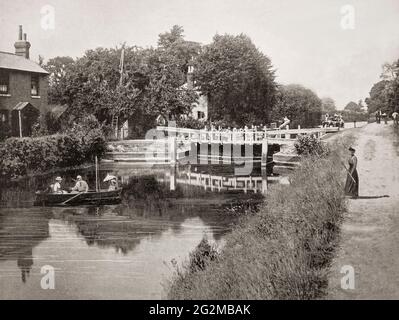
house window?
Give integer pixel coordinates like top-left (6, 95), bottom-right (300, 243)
top-left (197, 111), bottom-right (205, 119)
top-left (31, 74), bottom-right (40, 96)
top-left (0, 70), bottom-right (9, 94)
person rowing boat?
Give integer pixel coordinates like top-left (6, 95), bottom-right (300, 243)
top-left (71, 175), bottom-right (89, 193)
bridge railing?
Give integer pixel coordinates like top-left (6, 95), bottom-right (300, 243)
top-left (156, 126), bottom-right (339, 144)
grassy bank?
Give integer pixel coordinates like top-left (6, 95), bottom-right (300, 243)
top-left (167, 134), bottom-right (355, 299)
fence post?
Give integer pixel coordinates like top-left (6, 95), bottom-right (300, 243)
top-left (169, 136), bottom-right (177, 165)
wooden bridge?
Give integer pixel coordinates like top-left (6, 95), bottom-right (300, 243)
top-left (103, 125), bottom-right (340, 164)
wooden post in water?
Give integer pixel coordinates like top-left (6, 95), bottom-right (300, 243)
top-left (169, 136), bottom-right (177, 165)
top-left (169, 165), bottom-right (176, 191)
top-left (95, 156), bottom-right (99, 192)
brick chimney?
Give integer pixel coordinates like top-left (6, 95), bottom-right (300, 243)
top-left (14, 25), bottom-right (31, 59)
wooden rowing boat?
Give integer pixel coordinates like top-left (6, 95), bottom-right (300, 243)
top-left (34, 189), bottom-right (122, 206)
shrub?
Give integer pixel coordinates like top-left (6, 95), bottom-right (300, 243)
top-left (0, 121), bottom-right (11, 142)
top-left (0, 130), bottom-right (106, 179)
top-left (295, 135), bottom-right (330, 156)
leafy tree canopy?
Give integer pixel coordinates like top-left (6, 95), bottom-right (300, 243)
top-left (344, 101), bottom-right (362, 113)
top-left (193, 33), bottom-right (277, 126)
top-left (321, 97), bottom-right (337, 114)
top-left (272, 84), bottom-right (322, 128)
top-left (45, 26), bottom-right (198, 137)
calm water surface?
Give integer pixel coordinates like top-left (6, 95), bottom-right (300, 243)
top-left (0, 164), bottom-right (264, 299)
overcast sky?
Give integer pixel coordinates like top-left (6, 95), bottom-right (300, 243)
top-left (1, 0), bottom-right (399, 109)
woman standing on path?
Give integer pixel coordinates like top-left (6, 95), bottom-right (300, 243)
top-left (344, 147), bottom-right (359, 198)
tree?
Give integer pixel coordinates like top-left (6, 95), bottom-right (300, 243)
top-left (365, 60), bottom-right (399, 116)
top-left (271, 84), bottom-right (322, 128)
top-left (44, 27), bottom-right (199, 138)
top-left (342, 101), bottom-right (368, 122)
top-left (365, 80), bottom-right (390, 114)
top-left (321, 97), bottom-right (337, 114)
top-left (44, 56), bottom-right (75, 104)
top-left (158, 25), bottom-right (201, 75)
top-left (194, 34), bottom-right (277, 126)
top-left (385, 59), bottom-right (399, 113)
top-left (344, 101), bottom-right (362, 113)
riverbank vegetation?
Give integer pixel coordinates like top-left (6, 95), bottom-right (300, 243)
top-left (0, 119), bottom-right (106, 179)
top-left (167, 134), bottom-right (354, 299)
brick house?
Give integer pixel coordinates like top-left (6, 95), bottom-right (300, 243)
top-left (0, 26), bottom-right (49, 137)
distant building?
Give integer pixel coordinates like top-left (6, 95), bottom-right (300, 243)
top-left (181, 62), bottom-right (208, 121)
top-left (187, 64), bottom-right (208, 121)
top-left (0, 25), bottom-right (49, 137)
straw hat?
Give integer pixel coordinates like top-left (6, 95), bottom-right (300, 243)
top-left (103, 174), bottom-right (117, 182)
top-left (55, 176), bottom-right (62, 181)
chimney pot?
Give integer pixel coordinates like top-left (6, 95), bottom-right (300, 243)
top-left (18, 25), bottom-right (23, 40)
top-left (14, 26), bottom-right (31, 59)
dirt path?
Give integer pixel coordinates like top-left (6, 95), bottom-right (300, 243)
top-left (328, 122), bottom-right (399, 299)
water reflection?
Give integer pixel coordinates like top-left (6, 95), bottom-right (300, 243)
top-left (0, 209), bottom-right (50, 284)
top-left (0, 164), bottom-right (267, 299)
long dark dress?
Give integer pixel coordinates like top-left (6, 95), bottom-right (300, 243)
top-left (344, 155), bottom-right (359, 197)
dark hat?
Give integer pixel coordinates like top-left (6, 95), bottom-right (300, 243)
top-left (348, 147), bottom-right (355, 152)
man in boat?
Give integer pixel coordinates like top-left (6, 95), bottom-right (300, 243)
top-left (71, 175), bottom-right (89, 193)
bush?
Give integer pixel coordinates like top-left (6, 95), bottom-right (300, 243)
top-left (170, 237), bottom-right (219, 286)
top-left (0, 129), bottom-right (106, 179)
top-left (167, 135), bottom-right (354, 300)
top-left (295, 135), bottom-right (330, 156)
top-left (0, 121), bottom-right (11, 142)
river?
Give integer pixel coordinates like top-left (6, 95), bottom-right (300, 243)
top-left (0, 163), bottom-right (267, 299)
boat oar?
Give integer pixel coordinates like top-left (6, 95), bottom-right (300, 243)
top-left (60, 192), bottom-right (84, 205)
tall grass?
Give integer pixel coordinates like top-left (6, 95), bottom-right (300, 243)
top-left (167, 134), bottom-right (355, 300)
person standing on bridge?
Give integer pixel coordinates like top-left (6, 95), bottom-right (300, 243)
top-left (344, 147), bottom-right (359, 198)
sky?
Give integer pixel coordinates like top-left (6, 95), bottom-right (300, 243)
top-left (1, 0), bottom-right (399, 109)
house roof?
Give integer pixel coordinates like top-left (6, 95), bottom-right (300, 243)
top-left (0, 51), bottom-right (48, 74)
top-left (13, 102), bottom-right (37, 111)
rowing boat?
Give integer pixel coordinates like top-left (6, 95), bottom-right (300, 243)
top-left (34, 189), bottom-right (122, 206)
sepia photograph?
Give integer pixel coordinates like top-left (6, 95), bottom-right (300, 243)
top-left (0, 0), bottom-right (399, 310)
